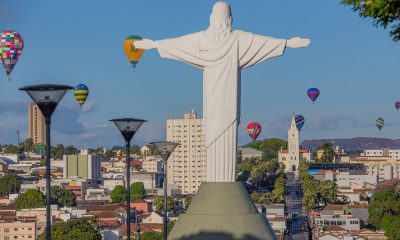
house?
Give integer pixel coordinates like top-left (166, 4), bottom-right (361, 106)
top-left (81, 204), bottom-right (135, 227)
top-left (119, 223), bottom-right (163, 238)
top-left (141, 211), bottom-right (164, 224)
top-left (255, 204), bottom-right (286, 235)
top-left (318, 228), bottom-right (387, 240)
top-left (314, 205), bottom-right (362, 231)
top-left (130, 200), bottom-right (151, 214)
top-left (238, 147), bottom-right (263, 160)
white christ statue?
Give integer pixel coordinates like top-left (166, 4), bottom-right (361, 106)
top-left (135, 1), bottom-right (310, 182)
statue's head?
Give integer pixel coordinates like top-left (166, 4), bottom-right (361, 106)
top-left (208, 1), bottom-right (232, 38)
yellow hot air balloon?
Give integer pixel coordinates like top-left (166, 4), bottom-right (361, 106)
top-left (124, 35), bottom-right (144, 70)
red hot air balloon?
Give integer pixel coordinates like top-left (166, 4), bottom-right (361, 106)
top-left (395, 101), bottom-right (400, 111)
top-left (246, 122), bottom-right (262, 142)
top-left (307, 88), bottom-right (320, 103)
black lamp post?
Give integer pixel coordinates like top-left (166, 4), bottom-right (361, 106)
top-left (19, 84), bottom-right (73, 240)
top-left (110, 118), bottom-right (146, 240)
top-left (150, 141), bottom-right (179, 240)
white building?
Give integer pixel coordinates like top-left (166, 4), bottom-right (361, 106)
top-left (166, 110), bottom-right (206, 194)
top-left (103, 179), bottom-right (125, 191)
top-left (336, 172), bottom-right (378, 188)
top-left (0, 154), bottom-right (21, 164)
top-left (238, 147), bottom-right (263, 160)
top-left (255, 204), bottom-right (286, 235)
top-left (278, 116), bottom-right (311, 175)
top-left (142, 155), bottom-right (163, 173)
top-left (363, 148), bottom-right (400, 159)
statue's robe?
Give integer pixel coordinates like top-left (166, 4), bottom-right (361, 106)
top-left (156, 30), bottom-right (286, 182)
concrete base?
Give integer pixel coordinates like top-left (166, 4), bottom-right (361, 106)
top-left (168, 182), bottom-right (276, 240)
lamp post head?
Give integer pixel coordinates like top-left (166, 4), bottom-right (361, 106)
top-left (19, 84), bottom-right (73, 119)
top-left (150, 141), bottom-right (180, 162)
top-left (110, 118), bottom-right (146, 143)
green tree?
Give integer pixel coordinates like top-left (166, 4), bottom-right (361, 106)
top-left (184, 197), bottom-right (192, 209)
top-left (341, 0), bottom-right (400, 42)
top-left (0, 174), bottom-right (20, 197)
top-left (319, 143), bottom-right (336, 163)
top-left (368, 185), bottom-right (400, 239)
top-left (251, 192), bottom-right (274, 204)
top-left (65, 145), bottom-right (78, 155)
top-left (51, 144), bottom-right (65, 160)
top-left (141, 232), bottom-right (162, 240)
top-left (237, 157), bottom-right (257, 173)
top-left (15, 189), bottom-right (45, 210)
top-left (20, 138), bottom-right (35, 152)
top-left (110, 185), bottom-right (127, 203)
top-left (153, 196), bottom-right (178, 212)
top-left (303, 188), bottom-right (318, 210)
top-left (130, 182), bottom-right (146, 201)
top-left (38, 220), bottom-right (101, 240)
top-left (51, 186), bottom-right (76, 207)
top-left (3, 144), bottom-right (22, 154)
top-left (317, 180), bottom-right (337, 207)
top-left (272, 175), bottom-right (286, 204)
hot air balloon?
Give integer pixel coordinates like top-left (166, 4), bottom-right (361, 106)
top-left (246, 122), bottom-right (262, 142)
top-left (395, 101), bottom-right (400, 111)
top-left (307, 88), bottom-right (320, 103)
top-left (295, 115), bottom-right (305, 131)
top-left (74, 84), bottom-right (89, 107)
top-left (376, 118), bottom-right (384, 131)
top-left (0, 30), bottom-right (24, 81)
top-left (124, 35), bottom-right (144, 70)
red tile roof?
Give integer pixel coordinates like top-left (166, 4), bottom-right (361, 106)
top-left (119, 223), bottom-right (163, 236)
top-left (99, 219), bottom-right (120, 228)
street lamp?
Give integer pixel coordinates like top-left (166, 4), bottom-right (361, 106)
top-left (19, 84), bottom-right (73, 240)
top-left (150, 141), bottom-right (179, 240)
top-left (110, 118), bottom-right (146, 240)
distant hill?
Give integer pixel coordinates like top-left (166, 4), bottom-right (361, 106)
top-left (301, 137), bottom-right (400, 152)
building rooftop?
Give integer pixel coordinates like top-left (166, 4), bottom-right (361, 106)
top-left (119, 223), bottom-right (163, 236)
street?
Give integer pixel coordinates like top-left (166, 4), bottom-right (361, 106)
top-left (285, 174), bottom-right (309, 240)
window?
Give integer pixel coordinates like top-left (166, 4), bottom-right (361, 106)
top-left (4, 228), bottom-right (10, 232)
top-left (14, 228), bottom-right (18, 231)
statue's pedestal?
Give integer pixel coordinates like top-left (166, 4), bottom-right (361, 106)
top-left (168, 182), bottom-right (276, 240)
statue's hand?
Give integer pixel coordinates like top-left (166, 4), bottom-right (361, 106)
top-left (133, 39), bottom-right (156, 50)
top-left (286, 37), bottom-right (311, 48)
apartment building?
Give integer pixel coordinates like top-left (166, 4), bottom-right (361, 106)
top-left (166, 110), bottom-right (206, 194)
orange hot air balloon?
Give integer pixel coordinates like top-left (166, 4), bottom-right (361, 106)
top-left (124, 35), bottom-right (144, 70)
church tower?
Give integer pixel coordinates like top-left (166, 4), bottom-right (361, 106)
top-left (287, 115), bottom-right (300, 175)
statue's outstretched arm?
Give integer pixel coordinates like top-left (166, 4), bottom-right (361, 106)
top-left (286, 37), bottom-right (311, 48)
top-left (134, 39), bottom-right (156, 50)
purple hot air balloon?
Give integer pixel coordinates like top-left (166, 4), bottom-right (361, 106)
top-left (307, 88), bottom-right (320, 103)
top-left (395, 101), bottom-right (400, 111)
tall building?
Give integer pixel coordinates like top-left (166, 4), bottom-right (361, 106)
top-left (278, 116), bottom-right (311, 175)
top-left (63, 153), bottom-right (101, 187)
top-left (28, 102), bottom-right (46, 145)
top-left (166, 110), bottom-right (206, 194)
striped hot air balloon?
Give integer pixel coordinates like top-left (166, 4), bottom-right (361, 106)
top-left (295, 115), bottom-right (305, 131)
top-left (124, 35), bottom-right (144, 70)
top-left (246, 122), bottom-right (262, 142)
top-left (74, 84), bottom-right (89, 107)
top-left (376, 118), bottom-right (384, 131)
top-left (0, 30), bottom-right (24, 81)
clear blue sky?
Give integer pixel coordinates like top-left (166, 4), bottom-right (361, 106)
top-left (1, 0), bottom-right (399, 148)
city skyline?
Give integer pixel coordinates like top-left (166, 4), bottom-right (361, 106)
top-left (1, 0), bottom-right (400, 148)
